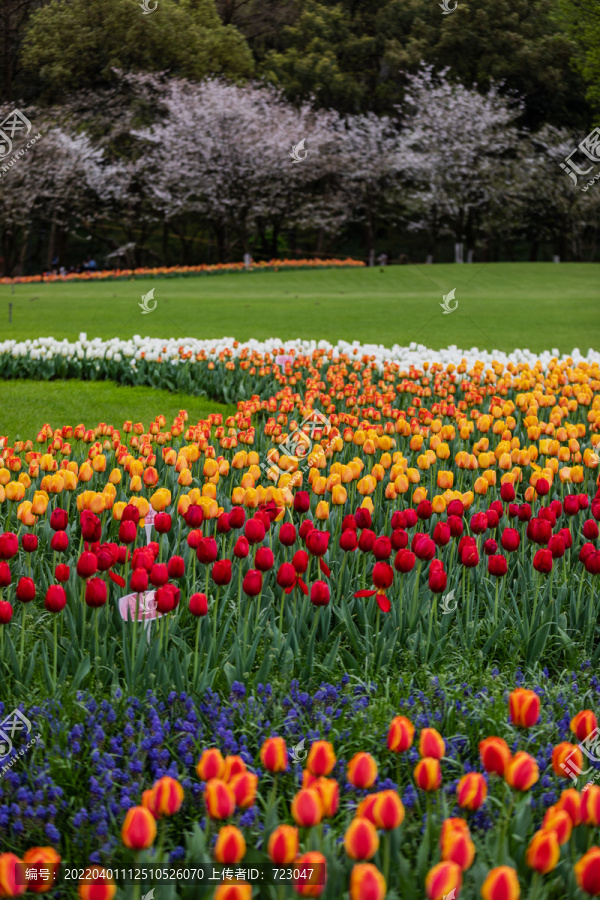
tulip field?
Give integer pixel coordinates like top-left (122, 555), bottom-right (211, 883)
top-left (1, 332), bottom-right (600, 900)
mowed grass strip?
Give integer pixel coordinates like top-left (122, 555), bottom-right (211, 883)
top-left (0, 263), bottom-right (597, 353)
top-left (0, 380), bottom-right (236, 443)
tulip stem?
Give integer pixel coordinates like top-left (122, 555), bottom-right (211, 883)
top-left (192, 616), bottom-right (201, 685)
top-left (279, 590), bottom-right (285, 647)
top-left (53, 616), bottom-right (58, 689)
top-left (411, 561), bottom-right (422, 626)
top-left (81, 582), bottom-right (86, 644)
top-left (494, 578), bottom-right (499, 628)
top-left (383, 832), bottom-right (391, 887)
top-left (20, 604), bottom-right (26, 675)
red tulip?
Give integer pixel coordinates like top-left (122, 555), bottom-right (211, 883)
top-left (51, 531), bottom-right (69, 552)
top-left (45, 585), bottom-right (67, 612)
top-left (85, 577), bottom-right (107, 608)
top-left (391, 528), bottom-right (408, 550)
top-left (394, 549), bottom-right (416, 573)
top-left (233, 536), bottom-right (250, 558)
top-left (500, 483), bottom-right (515, 502)
top-left (189, 593), bottom-right (208, 616)
top-left (433, 522), bottom-right (451, 547)
top-left (279, 523), bottom-right (297, 546)
top-left (243, 570), bottom-right (263, 596)
top-left (50, 508), bottom-right (69, 531)
top-left (130, 568), bottom-right (148, 592)
top-left (306, 530), bottom-right (330, 557)
top-left (470, 512), bottom-right (488, 534)
top-left (0, 533), bottom-right (18, 560)
top-left (244, 518), bottom-right (266, 545)
top-left (16, 577), bottom-right (36, 603)
top-left (414, 535), bottom-right (436, 561)
top-left (149, 563), bottom-right (169, 587)
top-left (429, 565), bottom-right (447, 593)
top-left (167, 556), bottom-right (185, 578)
top-left (501, 528), bottom-right (520, 553)
top-left (212, 560), bottom-right (233, 585)
top-left (276, 563), bottom-right (296, 589)
top-left (55, 564), bottom-right (70, 583)
top-left (81, 510), bottom-right (102, 542)
top-left (533, 548), bottom-right (553, 574)
top-left (488, 555), bottom-right (507, 577)
top-left (154, 512), bottom-right (172, 533)
top-left (358, 530), bottom-right (376, 553)
top-left (373, 536), bottom-right (392, 560)
top-left (197, 537), bottom-right (218, 564)
top-left (255, 547), bottom-right (275, 571)
top-left (292, 550), bottom-right (309, 573)
top-left (76, 551), bottom-right (97, 579)
top-left (355, 508), bottom-right (372, 529)
top-left (0, 563), bottom-right (11, 587)
top-left (293, 492), bottom-right (310, 513)
top-left (0, 601), bottom-right (13, 624)
top-left (156, 584), bottom-right (180, 613)
top-left (340, 530), bottom-right (358, 552)
top-left (21, 534), bottom-right (38, 553)
top-left (118, 520), bottom-right (137, 544)
top-left (311, 581), bottom-right (330, 606)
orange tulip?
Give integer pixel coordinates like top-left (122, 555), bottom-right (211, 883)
top-left (204, 779), bottom-right (236, 819)
top-left (260, 736), bottom-right (288, 773)
top-left (456, 772), bottom-right (487, 810)
top-left (425, 860), bottom-right (462, 900)
top-left (414, 757), bottom-right (442, 792)
top-left (214, 825), bottom-right (246, 864)
top-left (526, 829), bottom-right (560, 874)
top-left (575, 847), bottom-right (600, 896)
top-left (307, 741), bottom-right (336, 777)
top-left (419, 728), bottom-right (445, 759)
top-left (479, 737), bottom-right (512, 777)
top-left (349, 863), bottom-right (386, 900)
top-left (267, 824), bottom-right (299, 865)
top-left (213, 885), bottom-right (252, 900)
top-left (347, 752), bottom-right (378, 789)
top-left (222, 755), bottom-right (247, 783)
top-left (312, 777), bottom-right (339, 817)
top-left (508, 688), bottom-right (540, 728)
top-left (480, 866), bottom-right (521, 900)
top-left (505, 752), bottom-right (539, 792)
top-left (556, 788), bottom-right (582, 826)
top-left (387, 716), bottom-right (415, 753)
top-left (344, 817), bottom-right (380, 861)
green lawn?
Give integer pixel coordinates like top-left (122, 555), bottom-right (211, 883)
top-left (0, 263), bottom-right (598, 353)
top-left (0, 380), bottom-right (236, 443)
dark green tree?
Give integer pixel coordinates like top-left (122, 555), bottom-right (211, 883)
top-left (21, 0), bottom-right (253, 99)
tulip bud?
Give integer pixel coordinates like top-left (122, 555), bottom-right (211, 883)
top-left (16, 576), bottom-right (36, 603)
top-left (204, 778), bottom-right (236, 819)
top-left (307, 741), bottom-right (336, 777)
top-left (197, 748), bottom-right (225, 781)
top-left (575, 846), bottom-right (600, 896)
top-left (189, 592), bottom-right (208, 617)
top-left (479, 736), bottom-right (512, 777)
top-left (419, 728), bottom-right (445, 760)
top-left (372, 790), bottom-right (405, 830)
top-left (552, 742), bottom-right (583, 778)
top-left (541, 806), bottom-right (572, 844)
top-left (77, 871), bottom-right (116, 900)
top-left (526, 829), bottom-right (559, 874)
top-left (151, 776), bottom-right (184, 817)
top-left (229, 772), bottom-right (258, 809)
top-left (505, 752), bottom-right (539, 792)
top-left (22, 848), bottom-right (60, 893)
top-left (0, 853), bottom-right (26, 897)
top-left (291, 788), bottom-right (323, 827)
top-left (570, 710), bottom-right (598, 743)
top-left (44, 584), bottom-right (67, 613)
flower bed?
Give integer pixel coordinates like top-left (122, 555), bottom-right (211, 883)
top-left (0, 259), bottom-right (364, 286)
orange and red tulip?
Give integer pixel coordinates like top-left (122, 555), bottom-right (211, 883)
top-left (479, 737), bottom-right (512, 777)
top-left (387, 716), bottom-right (415, 753)
top-left (575, 847), bottom-right (600, 896)
top-left (121, 806), bottom-right (157, 850)
top-left (552, 742), bottom-right (584, 778)
top-left (22, 848), bottom-right (60, 893)
top-left (307, 741), bottom-right (336, 777)
top-left (222, 755), bottom-right (247, 782)
top-left (267, 825), bottom-right (299, 865)
top-left (312, 777), bottom-right (339, 817)
top-left (526, 829), bottom-right (560, 874)
top-left (229, 771), bottom-right (258, 809)
top-left (508, 688), bottom-right (540, 728)
top-left (419, 728), bottom-right (445, 759)
top-left (541, 806), bottom-right (573, 844)
top-left (293, 851), bottom-right (326, 897)
top-left (440, 826), bottom-right (475, 871)
top-left (556, 788), bottom-right (582, 826)
top-left (456, 772), bottom-right (487, 810)
top-left (213, 825), bottom-right (246, 864)
top-left (0, 854), bottom-right (26, 897)
top-left (582, 785), bottom-right (600, 827)
top-left (260, 736), bottom-right (288, 773)
top-left (425, 860), bottom-right (462, 900)
top-left (291, 788), bottom-right (323, 827)
top-left (414, 758), bottom-right (442, 791)
top-left (570, 710), bottom-right (598, 743)
top-left (77, 870), bottom-right (117, 900)
top-left (213, 885), bottom-right (252, 900)
top-left (480, 866), bottom-right (521, 900)
top-left (196, 747), bottom-right (225, 781)
top-left (505, 752), bottom-right (539, 792)
top-left (347, 752), bottom-right (378, 789)
top-left (372, 790), bottom-right (405, 830)
top-left (349, 863), bottom-right (386, 900)
top-left (344, 817), bottom-right (380, 861)
top-left (204, 778), bottom-right (236, 819)
top-left (151, 776), bottom-right (184, 817)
